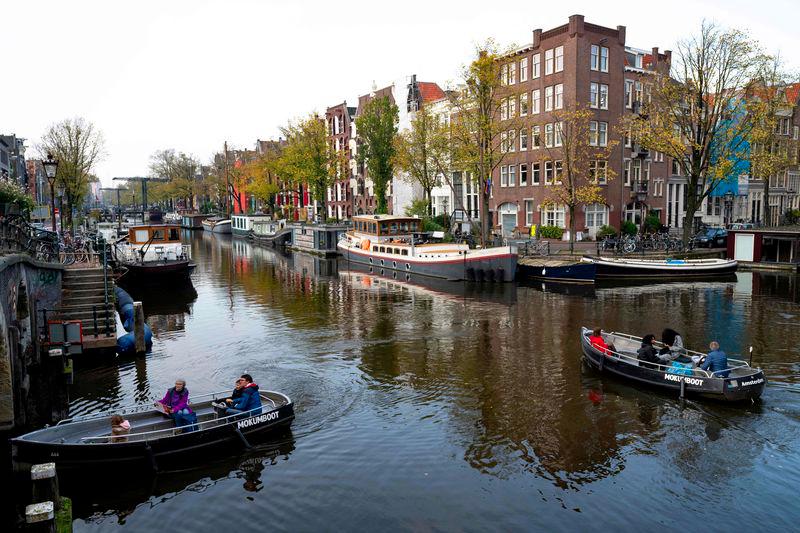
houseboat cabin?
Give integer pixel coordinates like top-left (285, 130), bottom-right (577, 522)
top-left (128, 225), bottom-right (182, 245)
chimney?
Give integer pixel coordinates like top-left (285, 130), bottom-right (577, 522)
top-left (617, 25), bottom-right (626, 45)
top-left (664, 49), bottom-right (672, 66)
top-left (568, 14), bottom-right (585, 37)
top-left (651, 47), bottom-right (659, 67)
top-left (532, 29), bottom-right (542, 50)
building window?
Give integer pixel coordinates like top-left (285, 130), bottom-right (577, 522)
top-left (591, 45), bottom-right (609, 72)
top-left (545, 86), bottom-right (554, 111)
top-left (555, 122), bottom-right (563, 147)
top-left (599, 84), bottom-right (608, 110)
top-left (532, 162), bottom-right (541, 185)
top-left (632, 159), bottom-right (642, 181)
top-left (501, 98), bottom-right (508, 120)
top-left (508, 97), bottom-right (516, 118)
top-left (532, 53), bottom-right (541, 78)
top-left (520, 164), bottom-right (528, 186)
top-left (520, 92), bottom-right (528, 116)
top-left (544, 161), bottom-right (554, 184)
top-left (501, 64), bottom-right (508, 86)
top-left (509, 61), bottom-right (516, 84)
top-left (555, 160), bottom-right (563, 183)
top-left (590, 82), bottom-right (599, 108)
top-left (500, 165), bottom-right (508, 187)
top-left (624, 159), bottom-right (631, 185)
top-left (520, 57), bottom-right (528, 82)
top-left (635, 81), bottom-right (643, 104)
top-left (508, 129), bottom-right (516, 152)
top-left (532, 125), bottom-right (541, 149)
top-left (500, 131), bottom-right (508, 153)
top-left (545, 123), bottom-right (554, 147)
top-left (519, 128), bottom-right (528, 151)
top-left (585, 203), bottom-right (607, 229)
top-left (525, 200), bottom-right (535, 225)
top-left (589, 121), bottom-right (608, 146)
top-left (625, 80), bottom-right (634, 108)
top-left (532, 89), bottom-right (541, 114)
top-left (508, 164), bottom-right (516, 186)
top-left (554, 46), bottom-right (564, 72)
top-left (545, 49), bottom-right (554, 75)
top-left (554, 83), bottom-right (563, 109)
top-left (542, 204), bottom-right (565, 228)
top-left (590, 160), bottom-right (608, 184)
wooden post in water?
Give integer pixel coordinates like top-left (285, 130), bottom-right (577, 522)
top-left (133, 301), bottom-right (145, 353)
top-left (26, 462), bottom-right (62, 532)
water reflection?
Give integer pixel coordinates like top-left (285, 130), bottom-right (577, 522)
top-left (59, 235), bottom-right (800, 531)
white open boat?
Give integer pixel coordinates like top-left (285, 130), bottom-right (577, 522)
top-left (582, 256), bottom-right (737, 279)
top-left (202, 217), bottom-right (232, 234)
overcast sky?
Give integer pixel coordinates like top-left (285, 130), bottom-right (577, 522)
top-left (4, 0), bottom-right (798, 187)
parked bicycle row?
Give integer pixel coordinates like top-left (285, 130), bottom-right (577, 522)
top-left (0, 214), bottom-right (111, 265)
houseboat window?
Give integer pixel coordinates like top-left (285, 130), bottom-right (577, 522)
top-left (390, 222), bottom-right (398, 233)
top-left (400, 222), bottom-right (408, 232)
top-left (379, 246), bottom-right (385, 253)
top-left (401, 249), bottom-right (408, 256)
top-left (152, 229), bottom-right (165, 241)
top-left (411, 221), bottom-right (419, 232)
top-left (373, 246), bottom-right (378, 252)
top-left (169, 228), bottom-right (180, 240)
top-left (134, 229), bottom-right (148, 242)
top-left (380, 222), bottom-right (388, 234)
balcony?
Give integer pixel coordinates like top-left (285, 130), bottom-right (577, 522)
top-left (631, 181), bottom-right (648, 201)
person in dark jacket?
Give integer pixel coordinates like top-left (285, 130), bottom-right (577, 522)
top-left (700, 341), bottom-right (730, 378)
top-left (221, 374), bottom-right (262, 417)
top-left (637, 334), bottom-right (661, 369)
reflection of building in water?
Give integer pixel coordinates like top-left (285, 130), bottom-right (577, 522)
top-left (148, 313), bottom-right (186, 335)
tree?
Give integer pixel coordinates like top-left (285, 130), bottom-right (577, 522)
top-left (356, 95), bottom-right (399, 214)
top-left (542, 106), bottom-right (617, 253)
top-left (445, 41), bottom-right (520, 245)
top-left (747, 61), bottom-right (799, 226)
top-left (625, 23), bottom-right (774, 243)
top-left (273, 115), bottom-right (341, 221)
top-left (394, 104), bottom-right (450, 217)
top-left (148, 149), bottom-right (200, 209)
top-left (38, 117), bottom-right (105, 231)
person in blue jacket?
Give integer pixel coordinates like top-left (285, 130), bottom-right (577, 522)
top-left (220, 374), bottom-right (262, 417)
top-left (700, 341), bottom-right (730, 378)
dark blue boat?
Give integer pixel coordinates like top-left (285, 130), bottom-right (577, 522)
top-left (518, 260), bottom-right (596, 283)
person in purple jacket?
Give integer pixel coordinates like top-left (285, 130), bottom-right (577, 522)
top-left (156, 379), bottom-right (196, 430)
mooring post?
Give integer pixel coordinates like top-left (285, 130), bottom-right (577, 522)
top-left (133, 301), bottom-right (145, 353)
top-left (680, 377), bottom-right (686, 399)
top-left (25, 501), bottom-right (54, 532)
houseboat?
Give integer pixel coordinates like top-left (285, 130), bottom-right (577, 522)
top-left (251, 218), bottom-right (292, 248)
top-left (114, 224), bottom-right (196, 281)
top-left (231, 214), bottom-right (275, 238)
top-left (201, 216), bottom-right (232, 234)
top-left (338, 215), bottom-right (517, 282)
top-left (181, 213), bottom-right (210, 230)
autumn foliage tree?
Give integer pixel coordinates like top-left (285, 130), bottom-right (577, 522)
top-left (625, 23), bottom-right (777, 242)
top-left (356, 95), bottom-right (399, 214)
top-left (543, 106), bottom-right (617, 253)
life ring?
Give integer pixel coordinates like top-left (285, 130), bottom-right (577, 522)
top-left (361, 239), bottom-right (371, 250)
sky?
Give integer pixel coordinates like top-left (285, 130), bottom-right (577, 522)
top-left (3, 0), bottom-right (799, 187)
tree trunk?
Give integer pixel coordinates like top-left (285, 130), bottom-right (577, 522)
top-left (682, 188), bottom-right (699, 245)
top-left (426, 187), bottom-right (432, 218)
top-left (763, 178), bottom-right (770, 226)
top-left (569, 204), bottom-right (576, 254)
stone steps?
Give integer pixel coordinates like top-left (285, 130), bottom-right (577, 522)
top-left (56, 267), bottom-right (117, 343)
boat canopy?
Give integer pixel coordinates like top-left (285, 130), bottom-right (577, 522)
top-left (128, 225), bottom-right (182, 244)
top-left (352, 215), bottom-right (421, 237)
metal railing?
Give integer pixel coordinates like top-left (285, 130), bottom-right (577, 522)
top-left (596, 330), bottom-right (754, 378)
top-left (0, 214), bottom-right (60, 263)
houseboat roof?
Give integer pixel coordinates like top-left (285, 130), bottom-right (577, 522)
top-left (352, 214), bottom-right (421, 222)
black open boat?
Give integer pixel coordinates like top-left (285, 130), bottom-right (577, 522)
top-left (580, 328), bottom-right (765, 402)
top-left (11, 391), bottom-right (294, 473)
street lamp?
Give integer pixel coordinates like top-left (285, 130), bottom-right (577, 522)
top-left (42, 154), bottom-right (59, 232)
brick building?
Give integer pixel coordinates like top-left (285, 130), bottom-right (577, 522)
top-left (490, 14), bottom-right (671, 239)
top-left (325, 102), bottom-right (356, 220)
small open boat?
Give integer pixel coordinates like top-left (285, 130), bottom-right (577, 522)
top-left (11, 391), bottom-right (294, 473)
top-left (580, 328), bottom-right (765, 402)
top-left (582, 256), bottom-right (737, 279)
top-left (202, 216), bottom-right (232, 234)
top-left (518, 258), bottom-right (596, 283)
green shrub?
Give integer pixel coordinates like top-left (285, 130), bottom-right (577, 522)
top-left (422, 219), bottom-right (443, 232)
top-left (538, 225), bottom-right (564, 239)
top-left (621, 220), bottom-right (637, 236)
top-left (0, 178), bottom-right (34, 212)
top-left (597, 224), bottom-right (617, 238)
top-left (405, 199), bottom-right (429, 218)
top-left (643, 212), bottom-right (662, 233)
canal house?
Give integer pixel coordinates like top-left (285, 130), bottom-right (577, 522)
top-left (727, 227), bottom-right (800, 271)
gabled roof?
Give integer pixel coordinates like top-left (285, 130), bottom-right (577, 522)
top-left (785, 82), bottom-right (800, 106)
top-left (417, 82), bottom-right (446, 103)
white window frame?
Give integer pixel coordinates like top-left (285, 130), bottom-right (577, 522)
top-left (500, 131), bottom-right (508, 153)
top-left (590, 82), bottom-right (599, 108)
top-left (545, 86), bottom-right (553, 111)
top-left (589, 121), bottom-right (598, 146)
top-left (520, 163), bottom-right (528, 186)
top-left (520, 92), bottom-right (528, 116)
top-left (545, 123), bottom-right (554, 148)
top-left (555, 122), bottom-right (563, 147)
top-left (599, 84), bottom-right (608, 110)
top-left (590, 45), bottom-right (599, 71)
top-left (519, 128), bottom-right (528, 151)
top-left (508, 61), bottom-right (516, 85)
top-left (508, 164), bottom-right (516, 186)
top-left (545, 49), bottom-right (554, 75)
top-left (507, 129), bottom-right (516, 152)
top-left (544, 161), bottom-right (553, 185)
top-left (500, 165), bottom-right (508, 187)
top-left (554, 84), bottom-right (563, 110)
top-left (532, 89), bottom-right (541, 114)
top-left (542, 204), bottom-right (565, 228)
top-left (554, 46), bottom-right (564, 73)
top-left (598, 122), bottom-right (608, 147)
top-left (532, 162), bottom-right (541, 185)
top-left (532, 53), bottom-right (541, 78)
top-left (625, 80), bottom-right (634, 108)
top-left (599, 46), bottom-right (609, 72)
top-left (525, 199), bottom-right (535, 225)
top-left (532, 125), bottom-right (541, 149)
top-left (520, 57), bottom-right (528, 82)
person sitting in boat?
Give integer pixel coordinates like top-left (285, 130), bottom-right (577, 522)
top-left (110, 414), bottom-right (131, 443)
top-left (589, 328), bottom-right (616, 356)
top-left (699, 341), bottom-right (730, 378)
top-left (156, 379), bottom-right (197, 430)
top-left (658, 329), bottom-right (690, 363)
top-left (220, 374), bottom-right (262, 417)
top-left (213, 376), bottom-right (246, 415)
top-left (637, 334), bottom-right (661, 370)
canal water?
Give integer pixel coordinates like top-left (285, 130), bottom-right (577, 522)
top-left (65, 232), bottom-right (800, 531)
